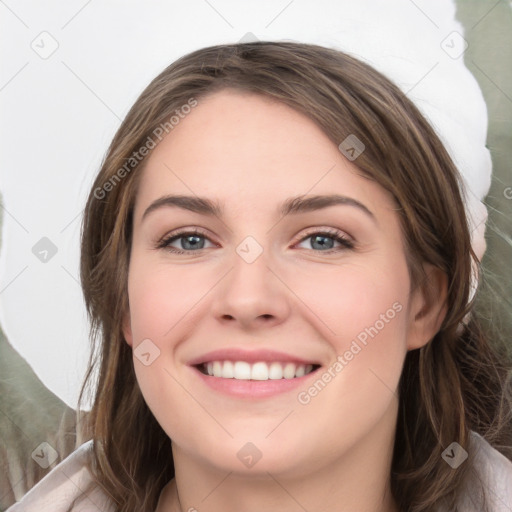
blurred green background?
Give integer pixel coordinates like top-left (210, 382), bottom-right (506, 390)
top-left (457, 0), bottom-right (512, 354)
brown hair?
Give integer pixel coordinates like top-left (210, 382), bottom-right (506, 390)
top-left (77, 41), bottom-right (512, 512)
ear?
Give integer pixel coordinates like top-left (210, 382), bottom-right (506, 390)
top-left (406, 264), bottom-right (448, 351)
top-left (122, 311), bottom-right (133, 347)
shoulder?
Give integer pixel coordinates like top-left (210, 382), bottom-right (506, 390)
top-left (456, 430), bottom-right (512, 512)
top-left (5, 440), bottom-right (116, 512)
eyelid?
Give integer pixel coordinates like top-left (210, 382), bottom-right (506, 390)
top-left (155, 227), bottom-right (215, 250)
top-left (294, 226), bottom-right (353, 244)
top-left (156, 225), bottom-right (355, 254)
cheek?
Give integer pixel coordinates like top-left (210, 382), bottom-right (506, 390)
top-left (127, 260), bottom-right (202, 437)
top-left (284, 264), bottom-right (410, 453)
top-left (288, 259), bottom-right (410, 350)
top-left (289, 258), bottom-right (411, 412)
top-left (127, 259), bottom-right (213, 342)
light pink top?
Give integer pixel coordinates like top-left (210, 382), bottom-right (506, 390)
top-left (6, 431), bottom-right (512, 511)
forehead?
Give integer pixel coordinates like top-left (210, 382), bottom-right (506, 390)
top-left (133, 90), bottom-right (394, 220)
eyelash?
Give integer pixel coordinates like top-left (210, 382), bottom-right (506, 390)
top-left (155, 227), bottom-right (354, 255)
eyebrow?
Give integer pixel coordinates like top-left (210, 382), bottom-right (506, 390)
top-left (141, 194), bottom-right (376, 223)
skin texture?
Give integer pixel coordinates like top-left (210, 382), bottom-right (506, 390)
top-left (123, 90), bottom-right (447, 512)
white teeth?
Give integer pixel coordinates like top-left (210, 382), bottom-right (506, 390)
top-left (233, 361), bottom-right (251, 380)
top-left (295, 365), bottom-right (306, 378)
top-left (212, 361), bottom-right (223, 377)
top-left (202, 361), bottom-right (316, 380)
top-left (283, 363), bottom-right (296, 379)
top-left (222, 361), bottom-right (234, 378)
top-left (268, 362), bottom-right (283, 379)
top-left (251, 362), bottom-right (269, 380)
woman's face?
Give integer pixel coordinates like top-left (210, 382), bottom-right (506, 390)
top-left (123, 89), bottom-right (438, 478)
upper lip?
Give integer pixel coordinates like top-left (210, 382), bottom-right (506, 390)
top-left (188, 348), bottom-right (320, 366)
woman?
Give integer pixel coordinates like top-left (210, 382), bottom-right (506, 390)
top-left (8, 41), bottom-right (512, 512)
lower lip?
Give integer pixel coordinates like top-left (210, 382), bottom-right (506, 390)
top-left (192, 366), bottom-right (319, 399)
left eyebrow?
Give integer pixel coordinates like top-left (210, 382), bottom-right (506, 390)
top-left (141, 193), bottom-right (376, 224)
top-left (281, 194), bottom-right (375, 222)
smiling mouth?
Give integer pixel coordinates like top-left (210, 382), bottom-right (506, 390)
top-left (196, 361), bottom-right (321, 381)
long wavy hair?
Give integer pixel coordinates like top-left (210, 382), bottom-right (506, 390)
top-left (76, 41), bottom-right (512, 512)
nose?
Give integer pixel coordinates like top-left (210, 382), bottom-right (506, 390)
top-left (210, 244), bottom-right (291, 331)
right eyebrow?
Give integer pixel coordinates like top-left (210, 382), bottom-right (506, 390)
top-left (141, 195), bottom-right (222, 222)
